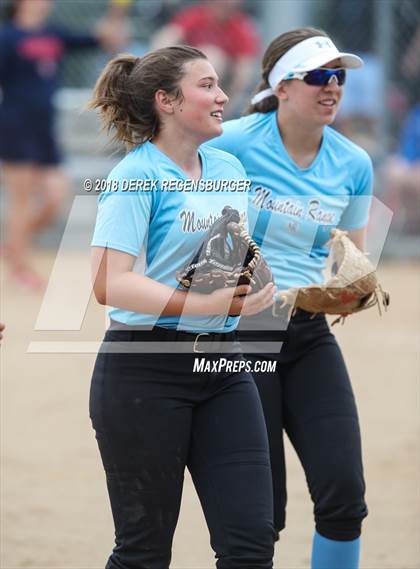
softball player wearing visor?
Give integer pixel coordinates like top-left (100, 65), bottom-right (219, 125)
top-left (208, 27), bottom-right (371, 569)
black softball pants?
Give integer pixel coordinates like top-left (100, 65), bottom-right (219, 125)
top-left (89, 328), bottom-right (275, 569)
top-left (238, 308), bottom-right (368, 542)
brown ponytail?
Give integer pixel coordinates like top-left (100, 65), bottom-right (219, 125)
top-left (89, 46), bottom-right (207, 150)
top-left (245, 27), bottom-right (329, 115)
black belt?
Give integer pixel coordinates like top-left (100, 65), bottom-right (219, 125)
top-left (107, 321), bottom-right (238, 354)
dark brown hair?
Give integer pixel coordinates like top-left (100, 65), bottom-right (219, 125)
top-left (246, 27), bottom-right (329, 115)
top-left (89, 46), bottom-right (207, 150)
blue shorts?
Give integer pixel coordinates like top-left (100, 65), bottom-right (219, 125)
top-left (0, 109), bottom-right (61, 166)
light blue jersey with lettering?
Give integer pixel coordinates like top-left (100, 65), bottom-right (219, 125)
top-left (206, 111), bottom-right (373, 289)
top-left (91, 141), bottom-right (249, 331)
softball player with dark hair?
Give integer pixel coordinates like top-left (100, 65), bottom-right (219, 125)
top-left (89, 46), bottom-right (276, 568)
top-left (208, 27), bottom-right (372, 569)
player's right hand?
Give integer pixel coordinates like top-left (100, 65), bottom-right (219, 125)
top-left (210, 283), bottom-right (276, 316)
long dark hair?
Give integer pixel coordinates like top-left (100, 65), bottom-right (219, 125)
top-left (246, 27), bottom-right (329, 115)
top-left (89, 46), bottom-right (207, 150)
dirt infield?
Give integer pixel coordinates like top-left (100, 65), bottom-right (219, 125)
top-left (1, 253), bottom-right (418, 568)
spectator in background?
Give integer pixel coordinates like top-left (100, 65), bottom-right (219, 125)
top-left (322, 0), bottom-right (383, 155)
top-left (335, 52), bottom-right (383, 155)
top-left (100, 0), bottom-right (148, 57)
top-left (0, 0), bottom-right (125, 291)
top-left (382, 104), bottom-right (420, 235)
top-left (381, 24), bottom-right (420, 236)
top-left (152, 0), bottom-right (260, 117)
top-left (399, 10), bottom-right (420, 105)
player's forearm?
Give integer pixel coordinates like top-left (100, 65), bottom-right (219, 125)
top-left (100, 271), bottom-right (218, 316)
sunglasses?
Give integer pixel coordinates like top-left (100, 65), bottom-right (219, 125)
top-left (284, 67), bottom-right (346, 86)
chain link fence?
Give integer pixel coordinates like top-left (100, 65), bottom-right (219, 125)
top-left (315, 0), bottom-right (419, 243)
top-left (1, 0), bottom-right (418, 245)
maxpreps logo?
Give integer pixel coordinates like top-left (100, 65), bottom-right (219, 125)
top-left (193, 358), bottom-right (277, 374)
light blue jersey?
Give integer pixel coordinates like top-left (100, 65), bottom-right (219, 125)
top-left (206, 111), bottom-right (373, 290)
top-left (91, 141), bottom-right (249, 331)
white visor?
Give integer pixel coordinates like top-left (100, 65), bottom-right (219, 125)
top-left (251, 35), bottom-right (363, 105)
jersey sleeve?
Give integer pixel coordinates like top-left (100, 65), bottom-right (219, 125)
top-left (91, 167), bottom-right (153, 257)
top-left (338, 150), bottom-right (374, 230)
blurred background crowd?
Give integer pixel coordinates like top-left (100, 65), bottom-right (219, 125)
top-left (0, 0), bottom-right (419, 292)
